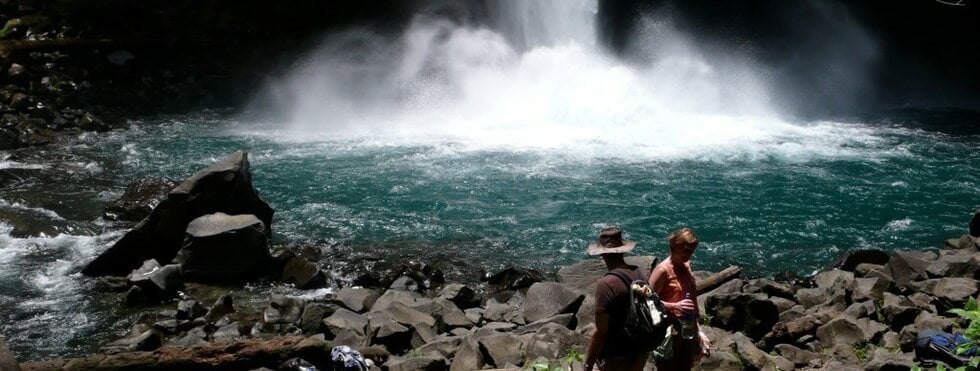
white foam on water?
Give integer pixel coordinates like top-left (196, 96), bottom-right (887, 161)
top-left (0, 153), bottom-right (48, 170)
top-left (249, 5), bottom-right (909, 164)
top-left (884, 218), bottom-right (913, 231)
top-left (0, 198), bottom-right (64, 220)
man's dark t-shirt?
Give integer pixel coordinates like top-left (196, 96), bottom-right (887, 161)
top-left (594, 265), bottom-right (645, 358)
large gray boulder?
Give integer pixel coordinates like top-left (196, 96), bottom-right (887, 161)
top-left (103, 177), bottom-right (178, 223)
top-left (174, 212), bottom-right (269, 283)
top-left (557, 256), bottom-right (655, 295)
top-left (83, 150), bottom-right (274, 276)
top-left (522, 282), bottom-right (584, 323)
top-left (0, 338), bottom-right (20, 371)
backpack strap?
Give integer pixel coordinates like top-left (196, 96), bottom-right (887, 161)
top-left (605, 268), bottom-right (639, 293)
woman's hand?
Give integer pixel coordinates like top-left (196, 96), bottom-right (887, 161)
top-left (699, 330), bottom-right (711, 357)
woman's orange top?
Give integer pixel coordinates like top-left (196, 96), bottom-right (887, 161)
top-left (653, 258), bottom-right (699, 317)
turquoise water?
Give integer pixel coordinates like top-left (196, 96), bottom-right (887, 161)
top-left (2, 3), bottom-right (980, 360)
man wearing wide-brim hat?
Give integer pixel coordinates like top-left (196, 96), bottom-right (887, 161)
top-left (584, 226), bottom-right (649, 371)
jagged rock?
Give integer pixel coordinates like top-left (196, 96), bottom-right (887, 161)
top-left (913, 311), bottom-right (955, 333)
top-left (479, 333), bottom-right (525, 368)
top-left (417, 336), bottom-right (462, 358)
top-left (125, 260), bottom-right (183, 304)
top-left (280, 256), bottom-right (326, 289)
top-left (522, 282), bottom-right (584, 323)
top-left (886, 251), bottom-right (933, 286)
top-left (323, 308), bottom-right (369, 338)
top-left (464, 307), bottom-right (484, 325)
top-left (706, 293), bottom-right (779, 340)
top-left (433, 298), bottom-right (474, 330)
top-left (865, 348), bottom-right (916, 371)
top-left (264, 295), bottom-right (304, 325)
top-left (944, 235), bottom-right (979, 250)
top-left (732, 332), bottom-right (795, 371)
top-left (770, 296), bottom-right (797, 314)
top-left (372, 301), bottom-right (436, 329)
top-left (879, 302), bottom-right (921, 331)
top-left (0, 338), bottom-right (20, 371)
top-left (82, 150), bottom-right (275, 277)
top-left (926, 254), bottom-right (979, 278)
top-left (486, 266), bottom-right (548, 291)
top-left (909, 277), bottom-right (979, 304)
top-left (299, 303), bottom-right (337, 334)
top-left (372, 289), bottom-right (424, 312)
top-left (175, 212), bottom-right (269, 283)
top-left (100, 330), bottom-right (162, 354)
top-left (851, 277), bottom-right (890, 302)
top-left (102, 178), bottom-right (177, 222)
top-left (449, 337), bottom-right (484, 371)
top-left (336, 287), bottom-right (381, 313)
top-left (438, 283), bottom-right (481, 309)
top-left (743, 278), bottom-right (795, 300)
top-left (205, 294), bottom-right (235, 322)
top-left (484, 302), bottom-right (520, 323)
top-left (522, 322), bottom-right (584, 360)
top-left (176, 299), bottom-right (205, 320)
top-left (173, 327), bottom-right (208, 348)
top-left (389, 275), bottom-right (422, 292)
top-left (369, 315), bottom-right (412, 354)
top-left (774, 343), bottom-right (820, 367)
top-left (814, 269), bottom-right (855, 290)
top-left (831, 249), bottom-right (891, 272)
top-left (211, 322), bottom-right (242, 343)
top-left (816, 316), bottom-right (870, 347)
top-left (856, 263), bottom-right (885, 277)
top-left (515, 314), bottom-right (575, 335)
top-left (844, 301), bottom-right (877, 318)
top-left (478, 322), bottom-right (518, 333)
top-left (796, 284), bottom-right (847, 309)
top-left (384, 354), bottom-right (448, 371)
top-left (556, 256), bottom-right (655, 294)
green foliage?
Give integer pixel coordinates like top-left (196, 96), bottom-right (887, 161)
top-left (561, 349), bottom-right (584, 364)
top-left (522, 349), bottom-right (585, 371)
top-left (852, 343), bottom-right (872, 362)
top-left (917, 296), bottom-right (980, 371)
top-left (405, 348), bottom-right (424, 358)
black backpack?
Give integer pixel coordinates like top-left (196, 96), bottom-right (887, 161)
top-left (605, 269), bottom-right (670, 354)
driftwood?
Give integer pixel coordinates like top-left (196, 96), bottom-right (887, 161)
top-left (755, 310), bottom-right (837, 350)
top-left (696, 265), bottom-right (741, 294)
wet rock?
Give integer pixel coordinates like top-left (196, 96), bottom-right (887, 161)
top-left (103, 177), bottom-right (177, 223)
top-left (211, 322), bottom-right (242, 343)
top-left (176, 299), bottom-right (205, 320)
top-left (8, 63), bottom-right (25, 76)
top-left (264, 295), bottom-right (304, 325)
top-left (280, 256), bottom-right (326, 289)
top-left (205, 294), bottom-right (235, 322)
top-left (173, 327), bottom-right (208, 348)
top-left (175, 212), bottom-right (269, 283)
top-left (299, 303), bottom-right (337, 334)
top-left (82, 150), bottom-right (275, 277)
top-left (125, 260), bottom-right (183, 304)
top-left (100, 330), bottom-right (162, 354)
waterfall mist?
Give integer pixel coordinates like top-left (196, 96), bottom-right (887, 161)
top-left (246, 0), bottom-right (892, 161)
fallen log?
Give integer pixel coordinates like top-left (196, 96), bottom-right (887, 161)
top-left (18, 336), bottom-right (364, 371)
top-left (697, 265), bottom-right (742, 294)
top-left (755, 310), bottom-right (837, 350)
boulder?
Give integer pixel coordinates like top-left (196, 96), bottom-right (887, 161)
top-left (830, 249), bottom-right (890, 272)
top-left (815, 316), bottom-right (870, 347)
top-left (814, 269), bottom-right (855, 290)
top-left (851, 277), bottom-right (890, 302)
top-left (417, 336), bottom-right (463, 358)
top-left (449, 337), bottom-right (484, 371)
top-left (478, 333), bottom-right (525, 368)
top-left (522, 322), bottom-right (585, 360)
top-left (732, 332), bottom-right (795, 371)
top-left (911, 277), bottom-right (979, 304)
top-left (299, 303), bottom-right (338, 334)
top-left (103, 177), bottom-right (177, 223)
top-left (323, 308), bottom-right (369, 338)
top-left (486, 267), bottom-right (548, 291)
top-left (176, 299), bottom-right (205, 320)
top-left (125, 260), bottom-right (183, 304)
top-left (280, 256), bottom-right (326, 289)
top-left (174, 212), bottom-right (269, 283)
top-left (384, 355), bottom-right (448, 371)
top-left (522, 282), bottom-right (584, 323)
top-left (336, 287), bottom-right (381, 313)
top-left (173, 327), bottom-right (208, 348)
top-left (926, 254), bottom-right (979, 278)
top-left (205, 294), bottom-right (235, 322)
top-left (706, 293), bottom-right (779, 340)
top-left (433, 298), bottom-right (475, 330)
top-left (82, 150), bottom-right (275, 277)
top-left (0, 338), bottom-right (19, 371)
top-left (774, 343), bottom-right (820, 367)
top-left (100, 330), bottom-right (162, 354)
top-left (264, 295), bottom-right (304, 325)
top-left (438, 283), bottom-right (481, 309)
top-left (369, 316), bottom-right (412, 354)
top-left (557, 256), bottom-right (655, 294)
top-left (864, 348), bottom-right (916, 371)
top-left (211, 323), bottom-right (243, 343)
top-left (886, 251), bottom-right (933, 286)
top-left (944, 235), bottom-right (980, 250)
top-left (484, 302), bottom-right (522, 324)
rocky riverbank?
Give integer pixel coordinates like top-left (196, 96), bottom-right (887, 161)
top-left (1, 149), bottom-right (978, 370)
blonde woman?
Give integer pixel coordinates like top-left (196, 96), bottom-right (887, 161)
top-left (649, 227), bottom-right (711, 370)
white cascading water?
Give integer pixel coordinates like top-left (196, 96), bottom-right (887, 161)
top-left (254, 0), bottom-right (893, 162)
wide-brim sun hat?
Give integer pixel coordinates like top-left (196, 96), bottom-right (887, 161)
top-left (587, 226), bottom-right (637, 255)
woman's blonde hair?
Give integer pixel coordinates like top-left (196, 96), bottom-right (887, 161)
top-left (668, 227), bottom-right (699, 249)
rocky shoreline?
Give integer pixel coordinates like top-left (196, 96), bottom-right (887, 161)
top-left (1, 150), bottom-right (978, 370)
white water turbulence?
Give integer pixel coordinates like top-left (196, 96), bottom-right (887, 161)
top-left (252, 0), bottom-right (890, 162)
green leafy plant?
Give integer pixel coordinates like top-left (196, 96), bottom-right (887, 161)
top-left (561, 349), bottom-right (584, 365)
top-left (918, 297), bottom-right (980, 371)
top-left (852, 343), bottom-right (872, 362)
